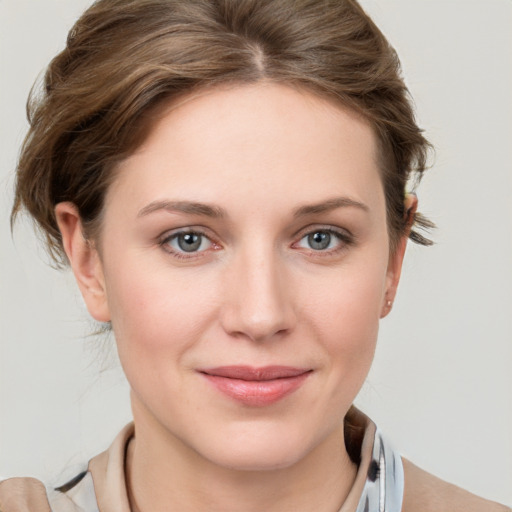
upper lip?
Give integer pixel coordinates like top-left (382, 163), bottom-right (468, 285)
top-left (199, 366), bottom-right (311, 381)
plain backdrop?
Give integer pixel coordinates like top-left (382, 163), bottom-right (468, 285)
top-left (1, 0), bottom-right (511, 506)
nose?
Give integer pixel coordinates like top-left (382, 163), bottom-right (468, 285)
top-left (219, 246), bottom-right (296, 343)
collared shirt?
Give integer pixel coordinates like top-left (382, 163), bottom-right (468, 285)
top-left (0, 407), bottom-right (405, 512)
top-left (1, 408), bottom-right (508, 512)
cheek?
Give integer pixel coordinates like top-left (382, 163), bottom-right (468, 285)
top-left (103, 265), bottom-right (223, 415)
top-left (301, 255), bottom-right (388, 374)
top-left (103, 258), bottom-right (220, 361)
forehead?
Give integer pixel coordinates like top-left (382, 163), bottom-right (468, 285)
top-left (107, 83), bottom-right (383, 216)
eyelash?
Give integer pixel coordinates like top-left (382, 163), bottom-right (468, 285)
top-left (158, 226), bottom-right (354, 260)
top-left (159, 228), bottom-right (220, 260)
top-left (293, 226), bottom-right (354, 257)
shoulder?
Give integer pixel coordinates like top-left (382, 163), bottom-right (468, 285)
top-left (0, 424), bottom-right (133, 512)
top-left (402, 458), bottom-right (511, 512)
top-left (0, 477), bottom-right (51, 512)
top-left (0, 470), bottom-right (95, 512)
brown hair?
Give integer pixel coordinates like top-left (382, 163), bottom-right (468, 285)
top-left (12, 0), bottom-right (433, 265)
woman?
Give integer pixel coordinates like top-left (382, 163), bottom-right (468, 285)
top-left (0, 0), bottom-right (509, 511)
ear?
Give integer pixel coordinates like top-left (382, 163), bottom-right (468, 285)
top-left (380, 194), bottom-right (418, 318)
top-left (55, 202), bottom-right (111, 323)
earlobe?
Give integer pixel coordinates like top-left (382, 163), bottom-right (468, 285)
top-left (55, 202), bottom-right (111, 323)
top-left (380, 194), bottom-right (418, 319)
top-left (380, 236), bottom-right (407, 318)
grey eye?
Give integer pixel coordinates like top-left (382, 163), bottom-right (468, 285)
top-left (168, 232), bottom-right (211, 253)
top-left (307, 231), bottom-right (332, 250)
top-left (177, 233), bottom-right (202, 252)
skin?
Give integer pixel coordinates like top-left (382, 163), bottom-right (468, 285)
top-left (56, 83), bottom-right (415, 512)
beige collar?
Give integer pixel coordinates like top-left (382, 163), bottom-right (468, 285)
top-left (86, 407), bottom-right (393, 512)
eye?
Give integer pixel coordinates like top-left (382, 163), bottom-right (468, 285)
top-left (304, 231), bottom-right (334, 251)
top-left (295, 228), bottom-right (351, 252)
top-left (163, 231), bottom-right (213, 254)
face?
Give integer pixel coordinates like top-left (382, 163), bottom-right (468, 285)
top-left (63, 83), bottom-right (406, 471)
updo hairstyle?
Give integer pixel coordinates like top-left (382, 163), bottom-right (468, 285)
top-left (12, 0), bottom-right (433, 265)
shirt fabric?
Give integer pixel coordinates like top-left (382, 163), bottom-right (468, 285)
top-left (0, 407), bottom-right (509, 512)
top-left (0, 407), bottom-right (402, 512)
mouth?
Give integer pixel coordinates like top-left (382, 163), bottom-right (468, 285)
top-left (198, 365), bottom-right (312, 406)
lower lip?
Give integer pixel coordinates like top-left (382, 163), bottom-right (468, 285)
top-left (201, 372), bottom-right (310, 407)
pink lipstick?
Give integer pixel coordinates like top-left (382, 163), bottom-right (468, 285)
top-left (198, 365), bottom-right (311, 406)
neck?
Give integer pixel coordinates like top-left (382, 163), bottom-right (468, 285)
top-left (126, 410), bottom-right (357, 512)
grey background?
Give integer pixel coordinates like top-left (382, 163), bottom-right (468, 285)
top-left (1, 0), bottom-right (511, 506)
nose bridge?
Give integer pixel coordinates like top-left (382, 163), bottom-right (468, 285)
top-left (221, 240), bottom-right (295, 342)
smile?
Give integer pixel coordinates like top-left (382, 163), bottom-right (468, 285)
top-left (198, 366), bottom-right (312, 407)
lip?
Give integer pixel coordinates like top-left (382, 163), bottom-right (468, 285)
top-left (198, 365), bottom-right (312, 407)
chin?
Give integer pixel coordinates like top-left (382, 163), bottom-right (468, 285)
top-left (194, 421), bottom-right (321, 472)
top-left (207, 445), bottom-right (306, 472)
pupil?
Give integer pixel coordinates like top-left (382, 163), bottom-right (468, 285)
top-left (178, 233), bottom-right (201, 252)
top-left (309, 231), bottom-right (330, 250)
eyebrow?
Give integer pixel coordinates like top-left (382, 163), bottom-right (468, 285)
top-left (293, 197), bottom-right (369, 217)
top-left (137, 200), bottom-right (226, 219)
top-left (137, 196), bottom-right (368, 220)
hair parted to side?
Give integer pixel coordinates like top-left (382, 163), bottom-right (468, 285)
top-left (12, 0), bottom-right (433, 266)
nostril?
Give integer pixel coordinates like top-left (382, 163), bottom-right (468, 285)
top-left (220, 305), bottom-right (296, 343)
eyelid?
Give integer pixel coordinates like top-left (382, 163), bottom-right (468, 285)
top-left (293, 223), bottom-right (354, 241)
top-left (291, 224), bottom-right (355, 253)
top-left (158, 226), bottom-right (222, 259)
